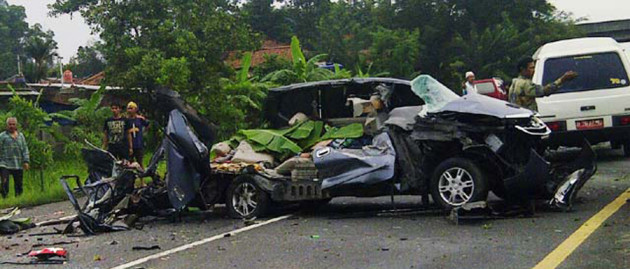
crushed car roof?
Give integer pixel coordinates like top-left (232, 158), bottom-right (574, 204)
top-left (269, 77), bottom-right (410, 92)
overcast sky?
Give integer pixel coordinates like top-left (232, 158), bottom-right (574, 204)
top-left (7, 0), bottom-right (630, 63)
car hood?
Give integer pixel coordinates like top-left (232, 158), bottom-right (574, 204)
top-left (436, 93), bottom-right (535, 119)
top-left (411, 75), bottom-right (534, 119)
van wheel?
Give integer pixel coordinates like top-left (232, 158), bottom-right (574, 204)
top-left (226, 176), bottom-right (270, 219)
top-left (430, 158), bottom-right (488, 210)
top-left (623, 143), bottom-right (630, 157)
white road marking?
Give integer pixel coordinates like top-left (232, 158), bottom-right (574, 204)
top-left (110, 214), bottom-right (292, 269)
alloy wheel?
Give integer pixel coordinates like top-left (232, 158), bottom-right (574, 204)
top-left (231, 182), bottom-right (258, 217)
top-left (437, 167), bottom-right (475, 206)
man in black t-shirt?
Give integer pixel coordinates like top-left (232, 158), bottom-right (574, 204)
top-left (103, 103), bottom-right (128, 160)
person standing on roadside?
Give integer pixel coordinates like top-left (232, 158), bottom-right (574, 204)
top-left (508, 56), bottom-right (577, 111)
top-left (0, 117), bottom-right (30, 198)
top-left (126, 102), bottom-right (149, 168)
top-left (103, 103), bottom-right (128, 160)
top-left (462, 71), bottom-right (476, 95)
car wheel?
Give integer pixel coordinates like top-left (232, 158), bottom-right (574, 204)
top-left (430, 158), bottom-right (488, 210)
top-left (623, 142), bottom-right (630, 157)
top-left (226, 176), bottom-right (270, 219)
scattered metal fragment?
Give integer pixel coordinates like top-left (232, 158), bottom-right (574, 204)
top-left (132, 245), bottom-right (161, 251)
top-left (35, 215), bottom-right (77, 227)
top-left (29, 232), bottom-right (60, 237)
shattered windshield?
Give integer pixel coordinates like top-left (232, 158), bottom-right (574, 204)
top-left (410, 75), bottom-right (459, 112)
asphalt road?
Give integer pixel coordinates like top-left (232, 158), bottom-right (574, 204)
top-left (1, 147), bottom-right (628, 269)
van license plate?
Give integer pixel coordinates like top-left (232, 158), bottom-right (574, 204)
top-left (576, 119), bottom-right (604, 130)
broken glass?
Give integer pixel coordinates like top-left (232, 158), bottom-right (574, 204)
top-left (410, 75), bottom-right (459, 113)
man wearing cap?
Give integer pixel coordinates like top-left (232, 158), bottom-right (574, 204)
top-left (508, 56), bottom-right (577, 111)
top-left (125, 102), bottom-right (149, 168)
top-left (462, 71), bottom-right (476, 95)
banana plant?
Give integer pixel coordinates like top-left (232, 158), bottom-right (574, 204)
top-left (216, 51), bottom-right (269, 136)
top-left (355, 63), bottom-right (390, 78)
top-left (262, 36), bottom-right (334, 85)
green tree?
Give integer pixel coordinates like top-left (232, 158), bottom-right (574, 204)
top-left (448, 19), bottom-right (528, 82)
top-left (368, 27), bottom-right (421, 78)
top-left (0, 3), bottom-right (28, 79)
top-left (65, 43), bottom-right (106, 78)
top-left (51, 0), bottom-right (260, 94)
top-left (314, 0), bottom-right (375, 69)
top-left (51, 0), bottom-right (263, 134)
top-left (241, 0), bottom-right (292, 42)
top-left (23, 24), bottom-right (58, 83)
top-left (286, 0), bottom-right (332, 49)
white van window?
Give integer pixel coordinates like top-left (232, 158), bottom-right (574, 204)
top-left (542, 52), bottom-right (629, 94)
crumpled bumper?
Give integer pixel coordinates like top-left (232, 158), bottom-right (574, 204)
top-left (502, 140), bottom-right (596, 209)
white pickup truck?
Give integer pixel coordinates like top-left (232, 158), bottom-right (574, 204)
top-left (533, 37), bottom-right (630, 156)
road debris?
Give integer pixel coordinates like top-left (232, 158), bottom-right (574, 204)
top-left (28, 248), bottom-right (68, 262)
top-left (132, 245), bottom-right (161, 251)
top-left (0, 208), bottom-right (35, 235)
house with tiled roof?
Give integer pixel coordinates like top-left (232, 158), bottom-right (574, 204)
top-left (226, 40), bottom-right (293, 69)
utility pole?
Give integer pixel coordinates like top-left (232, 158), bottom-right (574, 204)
top-left (17, 55), bottom-right (21, 75)
top-left (58, 56), bottom-right (63, 86)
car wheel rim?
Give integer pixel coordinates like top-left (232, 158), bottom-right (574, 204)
top-left (232, 182), bottom-right (258, 217)
top-left (438, 167), bottom-right (475, 206)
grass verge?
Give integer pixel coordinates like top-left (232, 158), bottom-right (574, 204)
top-left (0, 152), bottom-right (159, 210)
top-left (0, 160), bottom-right (86, 209)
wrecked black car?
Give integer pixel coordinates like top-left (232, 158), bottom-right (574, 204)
top-left (60, 76), bottom-right (596, 232)
top-left (215, 76), bottom-right (596, 218)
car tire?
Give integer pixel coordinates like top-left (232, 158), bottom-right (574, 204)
top-left (623, 142), bottom-right (630, 157)
top-left (226, 176), bottom-right (270, 219)
top-left (430, 158), bottom-right (488, 210)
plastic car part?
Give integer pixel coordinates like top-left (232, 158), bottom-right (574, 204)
top-left (28, 248), bottom-right (68, 261)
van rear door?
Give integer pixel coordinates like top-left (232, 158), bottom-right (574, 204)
top-left (536, 52), bottom-right (630, 131)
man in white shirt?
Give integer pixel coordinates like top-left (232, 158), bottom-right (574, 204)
top-left (462, 71), bottom-right (476, 95)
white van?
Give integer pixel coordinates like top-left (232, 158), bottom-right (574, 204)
top-left (533, 37), bottom-right (630, 156)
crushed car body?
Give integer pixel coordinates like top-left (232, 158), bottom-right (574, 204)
top-left (215, 75), bottom-right (597, 218)
top-left (59, 76), bottom-right (597, 233)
